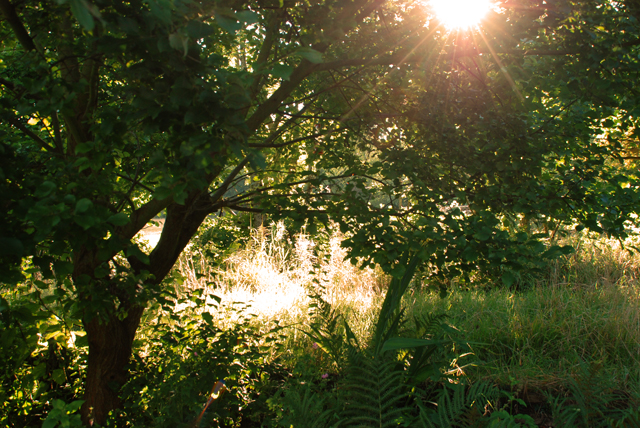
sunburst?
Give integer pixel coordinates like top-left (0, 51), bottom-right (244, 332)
top-left (430, 0), bottom-right (492, 30)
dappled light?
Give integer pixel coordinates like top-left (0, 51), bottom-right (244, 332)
top-left (3, 0), bottom-right (640, 426)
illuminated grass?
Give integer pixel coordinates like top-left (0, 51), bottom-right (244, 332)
top-left (171, 225), bottom-right (640, 395)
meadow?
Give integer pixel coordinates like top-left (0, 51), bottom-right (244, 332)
top-left (153, 220), bottom-right (640, 427)
top-left (2, 219), bottom-right (640, 427)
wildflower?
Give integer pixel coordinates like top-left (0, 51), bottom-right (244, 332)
top-left (312, 343), bottom-right (319, 350)
top-left (322, 373), bottom-right (329, 379)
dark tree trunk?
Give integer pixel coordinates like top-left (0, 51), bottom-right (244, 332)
top-left (81, 307), bottom-right (144, 426)
top-left (78, 191), bottom-right (215, 425)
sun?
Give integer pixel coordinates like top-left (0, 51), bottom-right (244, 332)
top-left (430, 0), bottom-right (492, 30)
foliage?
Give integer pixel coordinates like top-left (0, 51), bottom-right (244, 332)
top-left (339, 355), bottom-right (410, 427)
top-left (270, 383), bottom-right (336, 428)
top-left (303, 290), bottom-right (359, 369)
top-left (547, 360), bottom-right (640, 428)
top-left (417, 382), bottom-right (500, 428)
top-left (4, 0), bottom-right (640, 424)
top-left (114, 294), bottom-right (284, 428)
top-left (0, 280), bottom-right (85, 428)
top-left (41, 400), bottom-right (84, 428)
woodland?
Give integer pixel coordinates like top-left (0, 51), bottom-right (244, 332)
top-left (2, 0), bottom-right (640, 426)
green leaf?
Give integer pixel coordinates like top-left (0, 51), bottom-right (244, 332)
top-left (461, 246), bottom-right (478, 262)
top-left (154, 186), bottom-right (172, 201)
top-left (248, 151), bottom-right (267, 170)
top-left (147, 0), bottom-right (173, 25)
top-left (202, 312), bottom-right (213, 324)
top-left (502, 270), bottom-right (516, 287)
top-left (215, 13), bottom-right (241, 34)
top-left (74, 215), bottom-right (97, 230)
top-left (295, 47), bottom-right (324, 63)
top-left (35, 181), bottom-right (57, 198)
top-left (75, 143), bottom-right (92, 154)
top-left (74, 198), bottom-right (93, 214)
top-left (42, 416), bottom-right (58, 428)
top-left (126, 245), bottom-right (150, 265)
top-left (66, 400), bottom-right (85, 413)
top-left (236, 10), bottom-right (259, 25)
top-left (269, 64), bottom-right (294, 80)
top-left (69, 0), bottom-right (96, 31)
top-left (34, 280), bottom-right (49, 289)
top-left (168, 32), bottom-right (188, 57)
top-left (186, 20), bottom-right (214, 39)
top-left (107, 213), bottom-right (129, 226)
top-left (381, 337), bottom-right (449, 353)
top-left (473, 230), bottom-right (492, 241)
top-left (52, 368), bottom-right (66, 385)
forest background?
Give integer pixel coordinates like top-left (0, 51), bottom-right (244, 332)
top-left (2, 0), bottom-right (640, 426)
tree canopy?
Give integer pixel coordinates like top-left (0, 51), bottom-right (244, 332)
top-left (2, 0), bottom-right (640, 424)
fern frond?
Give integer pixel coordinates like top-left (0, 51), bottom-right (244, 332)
top-left (416, 381), bottom-right (499, 428)
top-left (340, 356), bottom-right (411, 427)
top-left (277, 383), bottom-right (334, 428)
top-left (547, 359), bottom-right (633, 428)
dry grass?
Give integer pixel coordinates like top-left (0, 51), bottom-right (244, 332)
top-left (170, 224), bottom-right (640, 394)
top-left (172, 222), bottom-right (386, 338)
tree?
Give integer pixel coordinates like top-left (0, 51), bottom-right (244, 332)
top-left (2, 0), bottom-right (640, 425)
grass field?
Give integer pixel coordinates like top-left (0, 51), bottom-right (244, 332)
top-left (166, 222), bottom-right (640, 425)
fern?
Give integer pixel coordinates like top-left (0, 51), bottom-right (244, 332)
top-left (547, 359), bottom-right (638, 428)
top-left (402, 312), bottom-right (457, 385)
top-left (304, 291), bottom-right (359, 368)
top-left (276, 383), bottom-right (335, 428)
top-left (339, 355), bottom-right (411, 427)
top-left (417, 382), bottom-right (499, 428)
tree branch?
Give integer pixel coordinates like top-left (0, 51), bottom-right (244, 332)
top-left (248, 131), bottom-right (328, 148)
top-left (115, 197), bottom-right (172, 245)
top-left (0, 0), bottom-right (37, 51)
top-left (209, 156), bottom-right (252, 202)
top-left (4, 115), bottom-right (57, 152)
top-left (246, 60), bottom-right (319, 131)
top-left (249, 12), bottom-right (279, 98)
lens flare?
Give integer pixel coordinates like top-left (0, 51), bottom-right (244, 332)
top-left (430, 0), bottom-right (492, 30)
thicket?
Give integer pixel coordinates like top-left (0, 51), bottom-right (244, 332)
top-left (3, 217), bottom-right (640, 427)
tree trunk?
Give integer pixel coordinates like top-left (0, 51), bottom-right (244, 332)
top-left (78, 191), bottom-right (214, 425)
top-left (81, 307), bottom-right (143, 426)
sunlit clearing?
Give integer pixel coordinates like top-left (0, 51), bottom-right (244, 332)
top-left (430, 0), bottom-right (492, 30)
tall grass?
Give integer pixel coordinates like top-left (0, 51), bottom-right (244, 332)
top-left (172, 222), bottom-right (385, 348)
top-left (406, 233), bottom-right (640, 395)
top-left (172, 223), bottom-right (640, 397)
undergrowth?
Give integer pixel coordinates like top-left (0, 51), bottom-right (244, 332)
top-left (3, 220), bottom-right (640, 427)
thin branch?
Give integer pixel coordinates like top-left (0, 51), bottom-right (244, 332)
top-left (530, 98), bottom-right (579, 136)
top-left (225, 174), bottom-right (352, 204)
top-left (4, 115), bottom-right (56, 152)
top-left (278, 111), bottom-right (344, 121)
top-left (209, 156), bottom-right (252, 202)
top-left (51, 112), bottom-right (63, 152)
top-left (246, 60), bottom-right (318, 131)
top-left (0, 0), bottom-right (37, 51)
top-left (115, 173), bottom-right (154, 194)
top-left (248, 131), bottom-right (327, 148)
top-left (248, 102), bottom-right (312, 147)
top-left (0, 76), bottom-right (24, 96)
top-left (249, 12), bottom-right (278, 97)
top-left (316, 51), bottom-right (410, 72)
